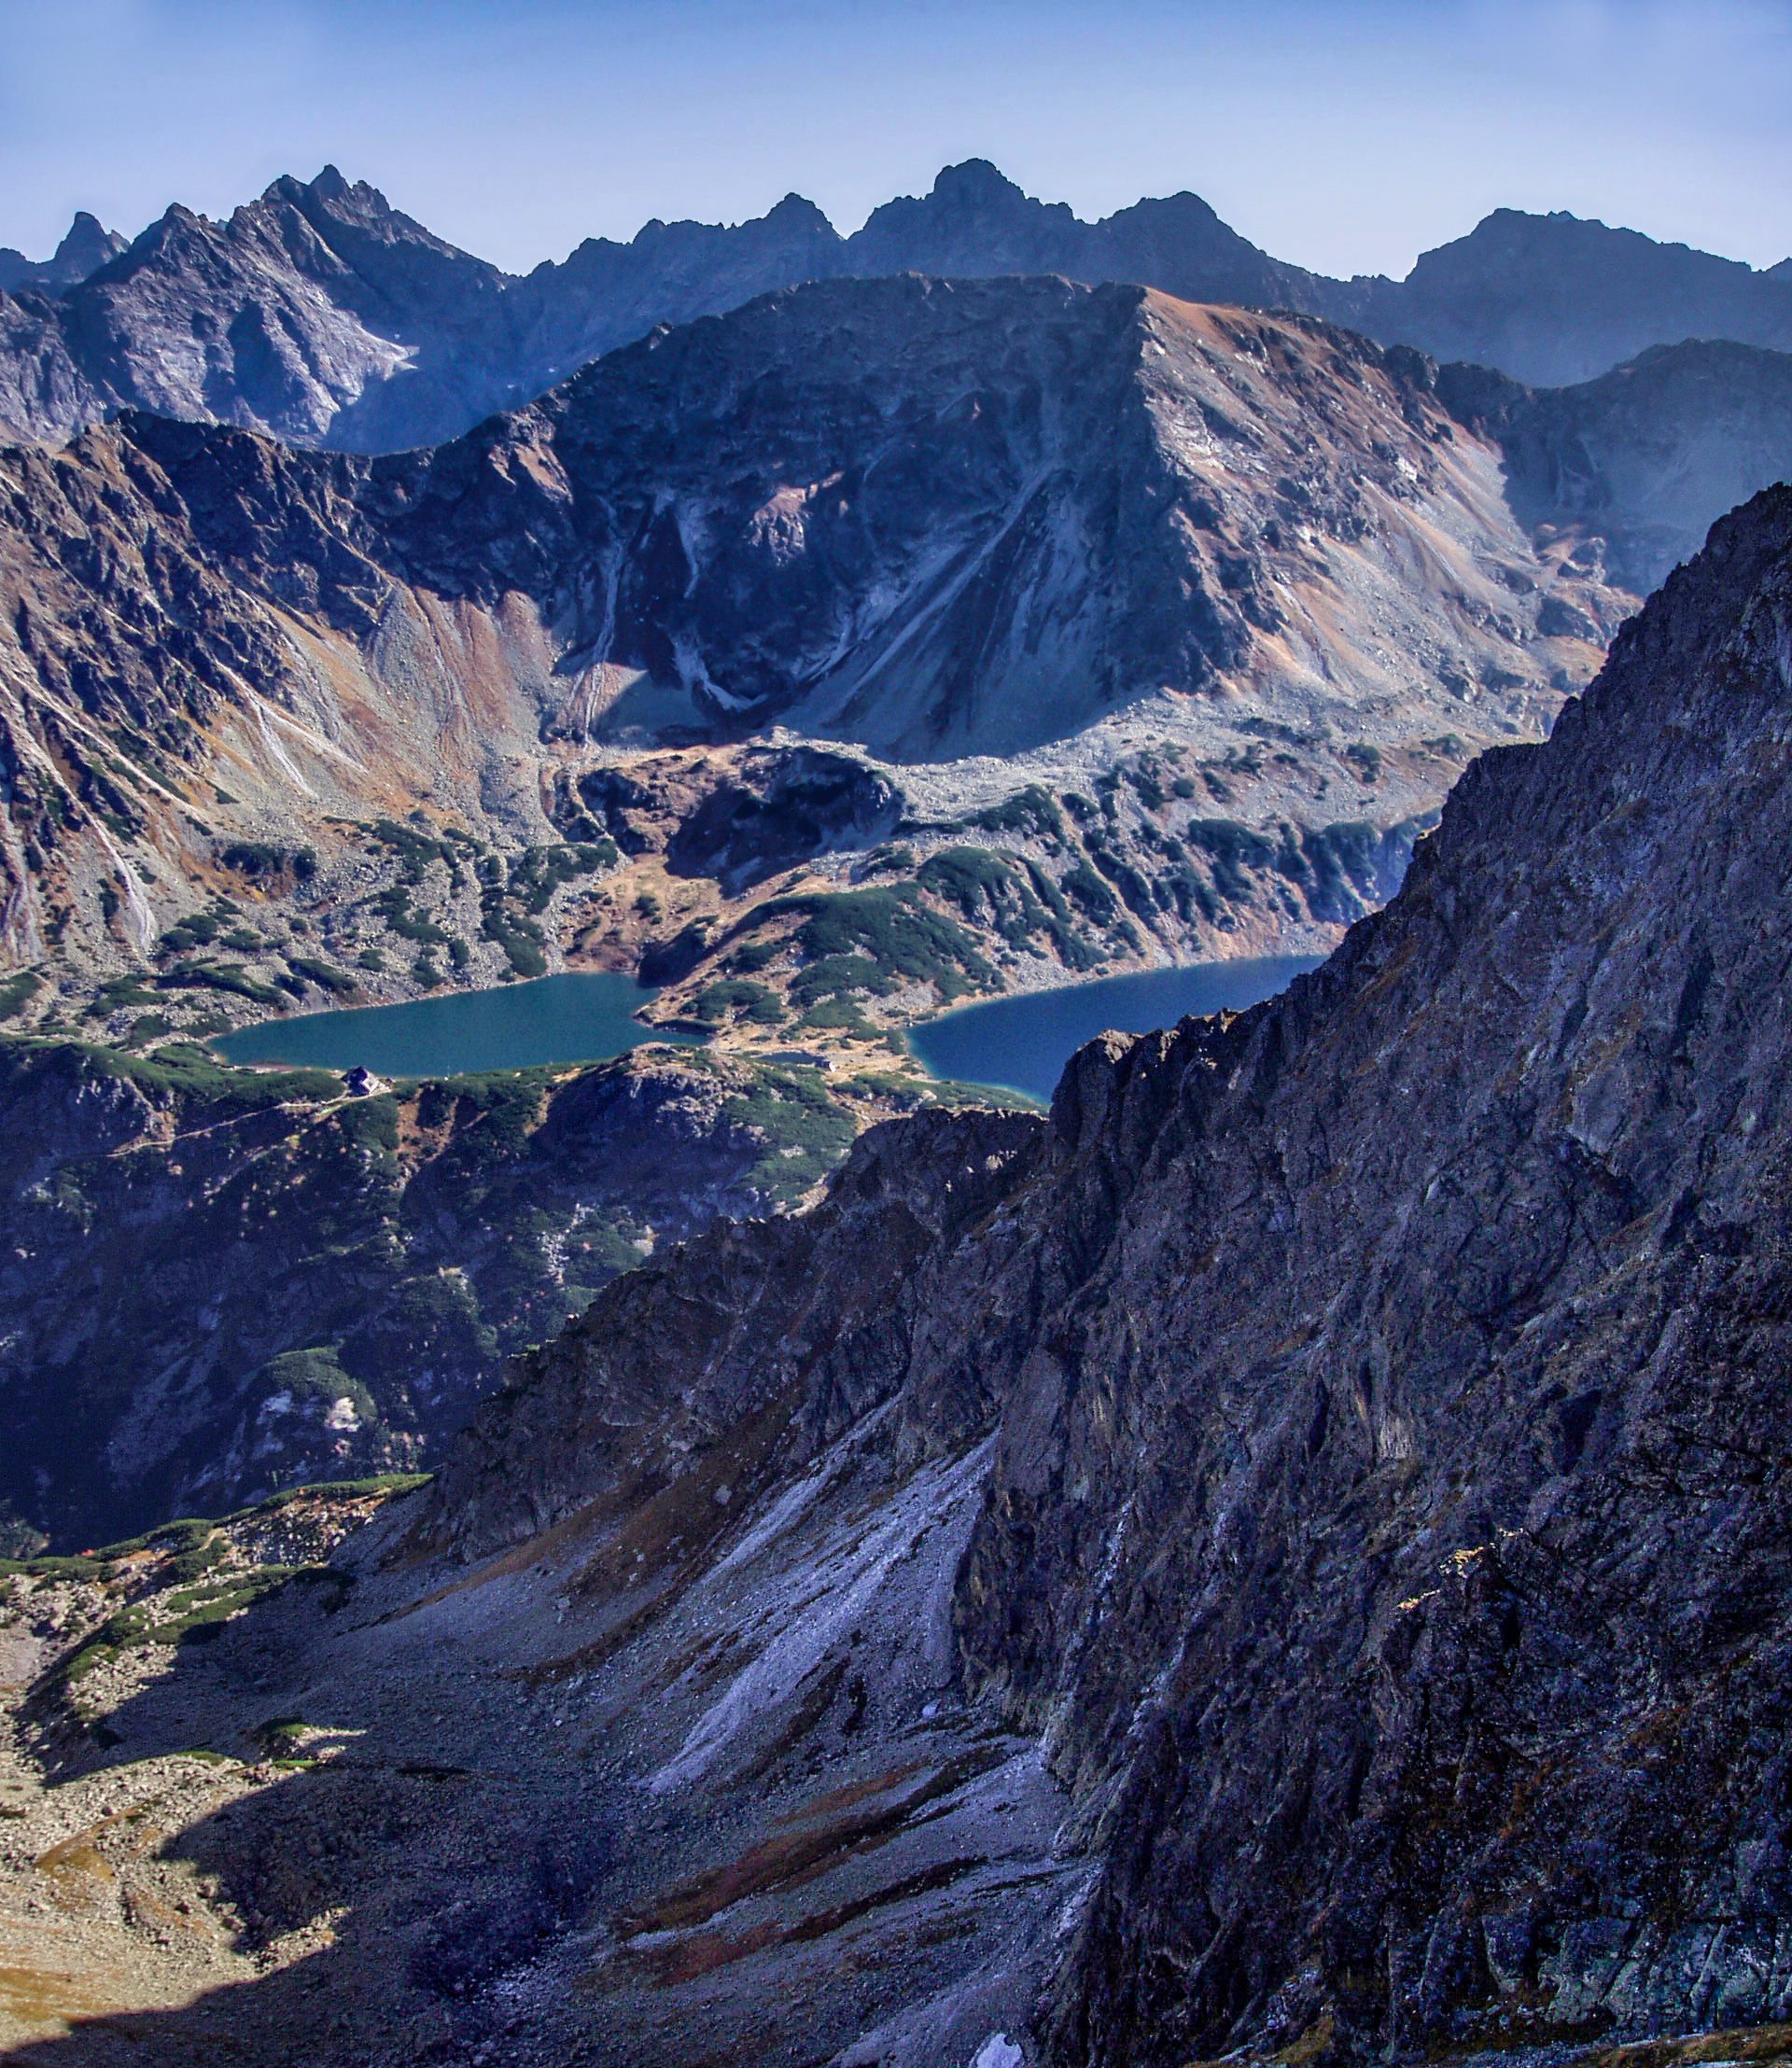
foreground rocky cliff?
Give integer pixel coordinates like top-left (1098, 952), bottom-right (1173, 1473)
top-left (958, 485), bottom-right (1792, 2064)
top-left (7, 489), bottom-right (1791, 2064)
top-left (435, 478), bottom-right (1792, 2061)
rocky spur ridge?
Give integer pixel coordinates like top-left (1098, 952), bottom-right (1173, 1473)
top-left (0, 1033), bottom-right (969, 1555)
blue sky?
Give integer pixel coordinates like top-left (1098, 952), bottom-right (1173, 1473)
top-left (1, 0), bottom-right (1787, 276)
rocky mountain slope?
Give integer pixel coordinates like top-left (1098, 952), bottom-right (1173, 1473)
top-left (6, 483), bottom-right (1792, 2065)
top-left (0, 274), bottom-right (1628, 1057)
top-left (0, 1033), bottom-right (945, 1553)
top-left (1437, 336), bottom-right (1792, 593)
top-left (3, 161), bottom-right (1789, 453)
top-left (430, 477), bottom-right (1792, 2063)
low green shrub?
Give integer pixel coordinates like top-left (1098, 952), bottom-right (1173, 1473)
top-left (760, 884), bottom-right (993, 1002)
top-left (694, 979), bottom-right (784, 1026)
top-left (0, 970), bottom-right (41, 1020)
top-left (286, 956), bottom-right (358, 996)
top-left (970, 785), bottom-right (1064, 843)
top-left (723, 1066), bottom-right (858, 1202)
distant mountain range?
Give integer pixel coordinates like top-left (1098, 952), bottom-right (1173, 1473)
top-left (0, 277), bottom-right (1615, 1008)
top-left (1, 256), bottom-right (1789, 1037)
top-left (3, 159), bottom-right (1790, 452)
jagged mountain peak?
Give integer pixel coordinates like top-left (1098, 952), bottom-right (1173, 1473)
top-left (0, 207), bottom-right (125, 295)
top-left (48, 209), bottom-right (123, 273)
top-left (257, 163), bottom-right (478, 261)
top-left (870, 155), bottom-right (1042, 217)
top-left (929, 155), bottom-right (1039, 206)
top-left (6, 161), bottom-right (1792, 451)
top-left (935, 154), bottom-right (1012, 189)
top-left (848, 156), bottom-right (1081, 272)
top-left (257, 166), bottom-right (377, 217)
top-left (763, 189), bottom-right (834, 230)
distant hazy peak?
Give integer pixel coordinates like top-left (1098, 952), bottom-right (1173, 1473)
top-left (0, 208), bottom-right (126, 295)
top-left (1374, 202), bottom-right (1792, 384)
top-left (762, 191), bottom-right (838, 233)
top-left (51, 211), bottom-right (123, 271)
top-left (930, 157), bottom-right (1030, 203)
top-left (1408, 203), bottom-right (1775, 280)
top-left (856, 157), bottom-right (1077, 235)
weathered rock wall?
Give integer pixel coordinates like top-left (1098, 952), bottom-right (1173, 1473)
top-left (432, 482), bottom-right (1792, 2061)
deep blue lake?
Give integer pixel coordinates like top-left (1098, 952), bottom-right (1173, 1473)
top-left (212, 971), bottom-right (697, 1079)
top-left (908, 956), bottom-right (1324, 1105)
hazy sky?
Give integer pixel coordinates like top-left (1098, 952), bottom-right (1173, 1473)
top-left (1, 0), bottom-right (1787, 277)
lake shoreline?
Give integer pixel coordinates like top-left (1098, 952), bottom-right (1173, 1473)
top-left (906, 956), bottom-right (1324, 1106)
top-left (205, 955), bottom-right (1326, 1104)
top-left (211, 971), bottom-right (700, 1080)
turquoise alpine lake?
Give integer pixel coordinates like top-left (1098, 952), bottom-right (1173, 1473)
top-left (908, 956), bottom-right (1324, 1105)
top-left (211, 971), bottom-right (699, 1079)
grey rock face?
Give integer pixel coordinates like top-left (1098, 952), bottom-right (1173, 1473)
top-left (1437, 337), bottom-right (1792, 592)
top-left (429, 482), bottom-right (1792, 2061)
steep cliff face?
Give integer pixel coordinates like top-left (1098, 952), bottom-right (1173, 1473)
top-left (6, 489), bottom-right (1790, 2068)
top-left (954, 481), bottom-right (1792, 2062)
top-left (458, 277), bottom-right (1579, 762)
top-left (0, 275), bottom-right (1613, 1035)
top-left (421, 482), bottom-right (1792, 2063)
top-left (1438, 337), bottom-right (1792, 593)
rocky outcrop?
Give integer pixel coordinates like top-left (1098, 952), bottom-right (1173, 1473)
top-left (0, 1039), bottom-right (883, 1547)
top-left (423, 481), bottom-right (1792, 2062)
